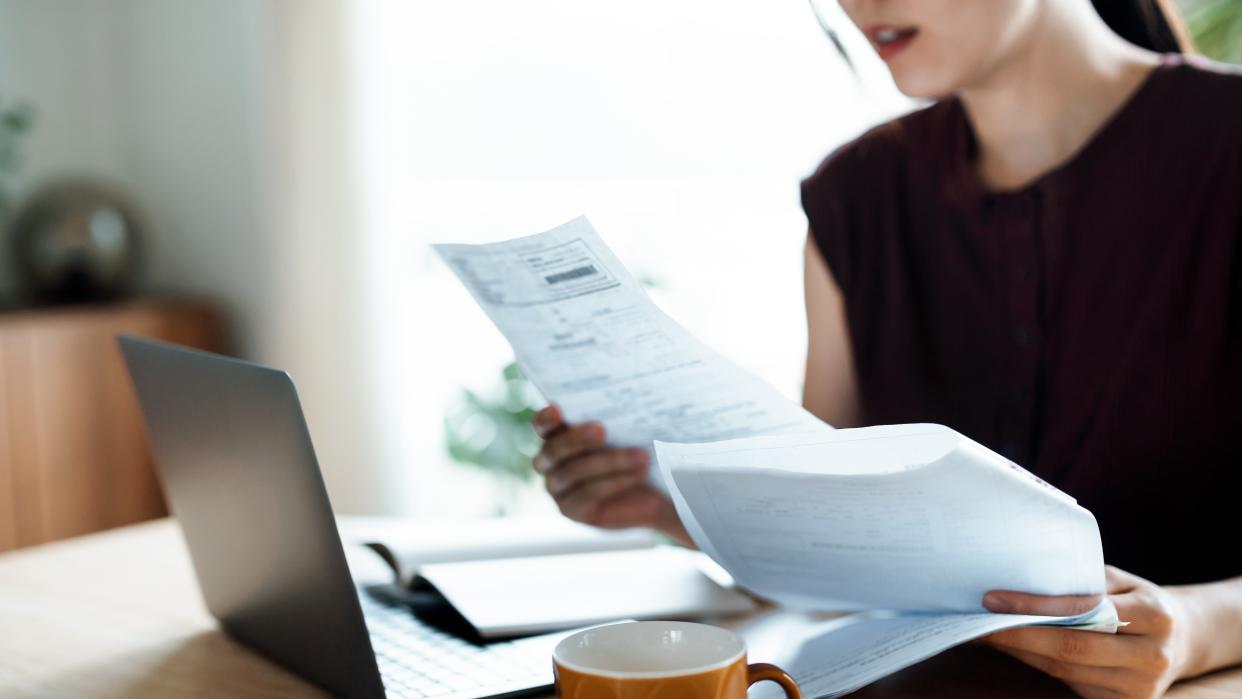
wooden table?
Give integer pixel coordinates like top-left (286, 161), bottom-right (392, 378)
top-left (1, 520), bottom-right (1238, 698)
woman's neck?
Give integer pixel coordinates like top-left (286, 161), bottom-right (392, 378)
top-left (959, 0), bottom-right (1161, 192)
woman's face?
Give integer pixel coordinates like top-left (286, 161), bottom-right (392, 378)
top-left (836, 0), bottom-right (1041, 98)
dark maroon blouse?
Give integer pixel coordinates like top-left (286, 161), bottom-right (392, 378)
top-left (801, 55), bottom-right (1242, 585)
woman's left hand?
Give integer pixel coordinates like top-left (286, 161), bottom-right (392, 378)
top-left (981, 565), bottom-right (1199, 699)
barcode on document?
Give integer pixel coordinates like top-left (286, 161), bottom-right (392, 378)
top-left (544, 265), bottom-right (598, 285)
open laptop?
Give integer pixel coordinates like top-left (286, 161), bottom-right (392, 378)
top-left (118, 335), bottom-right (567, 699)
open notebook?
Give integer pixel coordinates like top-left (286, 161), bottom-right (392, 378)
top-left (337, 516), bottom-right (755, 638)
top-left (338, 515), bottom-right (657, 587)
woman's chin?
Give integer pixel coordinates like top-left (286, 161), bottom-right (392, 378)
top-left (889, 70), bottom-right (959, 101)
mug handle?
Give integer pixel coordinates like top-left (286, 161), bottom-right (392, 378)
top-left (747, 662), bottom-right (803, 698)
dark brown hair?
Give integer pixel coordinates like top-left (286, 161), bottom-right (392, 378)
top-left (1090, 0), bottom-right (1190, 53)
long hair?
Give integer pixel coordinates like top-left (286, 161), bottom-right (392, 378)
top-left (1090, 0), bottom-right (1192, 53)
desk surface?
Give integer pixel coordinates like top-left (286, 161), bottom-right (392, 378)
top-left (1, 520), bottom-right (1238, 699)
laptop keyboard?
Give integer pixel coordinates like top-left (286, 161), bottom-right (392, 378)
top-left (360, 592), bottom-right (556, 699)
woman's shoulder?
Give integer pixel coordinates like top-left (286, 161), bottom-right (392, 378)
top-left (800, 101), bottom-right (963, 291)
top-left (801, 99), bottom-right (961, 202)
top-left (1155, 54), bottom-right (1242, 135)
top-left (1162, 53), bottom-right (1242, 92)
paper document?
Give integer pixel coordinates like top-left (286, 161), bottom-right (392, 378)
top-left (656, 424), bottom-right (1106, 611)
top-left (434, 217), bottom-right (826, 490)
top-left (751, 603), bottom-right (1120, 699)
top-left (656, 424), bottom-right (1122, 697)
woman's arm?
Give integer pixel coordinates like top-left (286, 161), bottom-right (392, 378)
top-left (982, 566), bottom-right (1242, 698)
top-left (1173, 574), bottom-right (1242, 677)
top-left (803, 233), bottom-right (863, 427)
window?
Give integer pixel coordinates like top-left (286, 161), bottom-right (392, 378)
top-left (347, 0), bottom-right (911, 515)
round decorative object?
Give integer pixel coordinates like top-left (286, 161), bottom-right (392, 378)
top-left (9, 179), bottom-right (146, 304)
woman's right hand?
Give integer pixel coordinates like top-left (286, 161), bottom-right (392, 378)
top-left (532, 404), bottom-right (691, 545)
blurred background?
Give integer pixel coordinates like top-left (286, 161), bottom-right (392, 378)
top-left (0, 0), bottom-right (1238, 551)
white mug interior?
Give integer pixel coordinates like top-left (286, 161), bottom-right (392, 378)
top-left (553, 621), bottom-right (746, 678)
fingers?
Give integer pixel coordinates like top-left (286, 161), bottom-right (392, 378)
top-left (981, 565), bottom-right (1153, 619)
top-left (984, 627), bottom-right (1152, 668)
top-left (532, 404), bottom-right (565, 439)
top-left (529, 407), bottom-right (668, 530)
top-left (1111, 588), bottom-right (1176, 638)
top-left (1104, 565), bottom-right (1148, 595)
top-left (544, 448), bottom-right (649, 497)
top-left (983, 590), bottom-right (1103, 617)
top-left (592, 488), bottom-right (668, 529)
top-left (533, 421), bottom-right (606, 473)
top-left (557, 474), bottom-right (649, 524)
top-left (983, 567), bottom-right (1182, 699)
top-left (993, 647), bottom-right (1127, 697)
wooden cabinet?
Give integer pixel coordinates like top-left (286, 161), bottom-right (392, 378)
top-left (0, 299), bottom-right (224, 552)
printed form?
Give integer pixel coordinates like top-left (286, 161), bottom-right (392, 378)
top-left (657, 425), bottom-right (1122, 698)
top-left (434, 216), bottom-right (825, 490)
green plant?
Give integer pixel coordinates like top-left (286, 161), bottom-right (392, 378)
top-left (0, 97), bottom-right (35, 213)
top-left (1180, 0), bottom-right (1242, 64)
top-left (444, 275), bottom-right (665, 513)
top-left (443, 361), bottom-right (544, 513)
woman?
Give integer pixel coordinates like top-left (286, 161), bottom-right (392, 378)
top-left (530, 1), bottom-right (1242, 696)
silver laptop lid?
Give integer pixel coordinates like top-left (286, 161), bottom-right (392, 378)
top-left (119, 335), bottom-right (385, 699)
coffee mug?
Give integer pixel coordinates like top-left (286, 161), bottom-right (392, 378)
top-left (553, 620), bottom-right (802, 698)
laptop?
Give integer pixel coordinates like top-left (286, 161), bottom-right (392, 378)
top-left (119, 335), bottom-right (568, 699)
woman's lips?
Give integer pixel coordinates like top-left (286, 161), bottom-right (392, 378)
top-left (865, 25), bottom-right (919, 62)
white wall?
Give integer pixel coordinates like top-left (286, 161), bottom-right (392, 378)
top-left (0, 1), bottom-right (131, 293)
top-left (0, 0), bottom-right (390, 514)
top-left (0, 0), bottom-right (270, 349)
top-left (119, 0), bottom-right (272, 356)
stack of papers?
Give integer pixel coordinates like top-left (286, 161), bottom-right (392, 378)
top-left (656, 426), bottom-right (1107, 612)
top-left (656, 427), bottom-right (1120, 698)
top-left (436, 218), bottom-right (1121, 697)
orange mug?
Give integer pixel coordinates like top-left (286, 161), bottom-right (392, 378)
top-left (553, 620), bottom-right (802, 698)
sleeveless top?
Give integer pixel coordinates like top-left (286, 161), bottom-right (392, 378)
top-left (800, 55), bottom-right (1242, 585)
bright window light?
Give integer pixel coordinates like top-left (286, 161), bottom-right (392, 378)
top-left (347, 0), bottom-right (911, 517)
